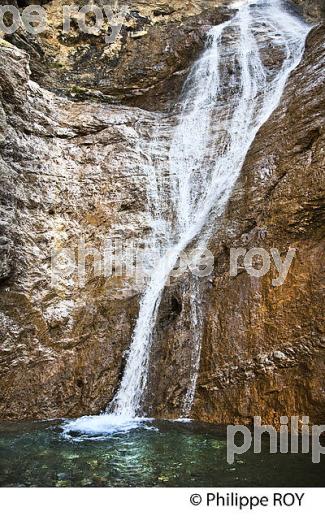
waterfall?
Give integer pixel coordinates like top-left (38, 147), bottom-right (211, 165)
top-left (107, 0), bottom-right (310, 419)
top-left (64, 0), bottom-right (311, 434)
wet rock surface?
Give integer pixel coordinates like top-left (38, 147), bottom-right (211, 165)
top-left (292, 0), bottom-right (325, 21)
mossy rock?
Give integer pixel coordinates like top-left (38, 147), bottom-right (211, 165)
top-left (0, 39), bottom-right (14, 48)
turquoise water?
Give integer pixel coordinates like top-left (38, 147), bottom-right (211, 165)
top-left (0, 419), bottom-right (324, 487)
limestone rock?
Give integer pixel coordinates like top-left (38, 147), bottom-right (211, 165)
top-left (0, 2), bottom-right (324, 425)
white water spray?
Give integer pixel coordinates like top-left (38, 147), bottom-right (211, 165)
top-left (64, 0), bottom-right (310, 434)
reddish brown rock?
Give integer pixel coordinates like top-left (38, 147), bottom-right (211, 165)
top-left (191, 24), bottom-right (325, 427)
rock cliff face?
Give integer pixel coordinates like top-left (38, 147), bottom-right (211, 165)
top-left (292, 0), bottom-right (325, 21)
top-left (0, 1), bottom-right (324, 422)
top-left (0, 42), bottom-right (143, 418)
top-left (6, 0), bottom-right (231, 110)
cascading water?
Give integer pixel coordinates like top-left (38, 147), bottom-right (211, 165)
top-left (64, 0), bottom-right (311, 434)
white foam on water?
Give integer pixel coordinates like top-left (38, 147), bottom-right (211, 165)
top-left (62, 414), bottom-right (153, 437)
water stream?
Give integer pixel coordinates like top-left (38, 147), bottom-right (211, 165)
top-left (64, 0), bottom-right (310, 435)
